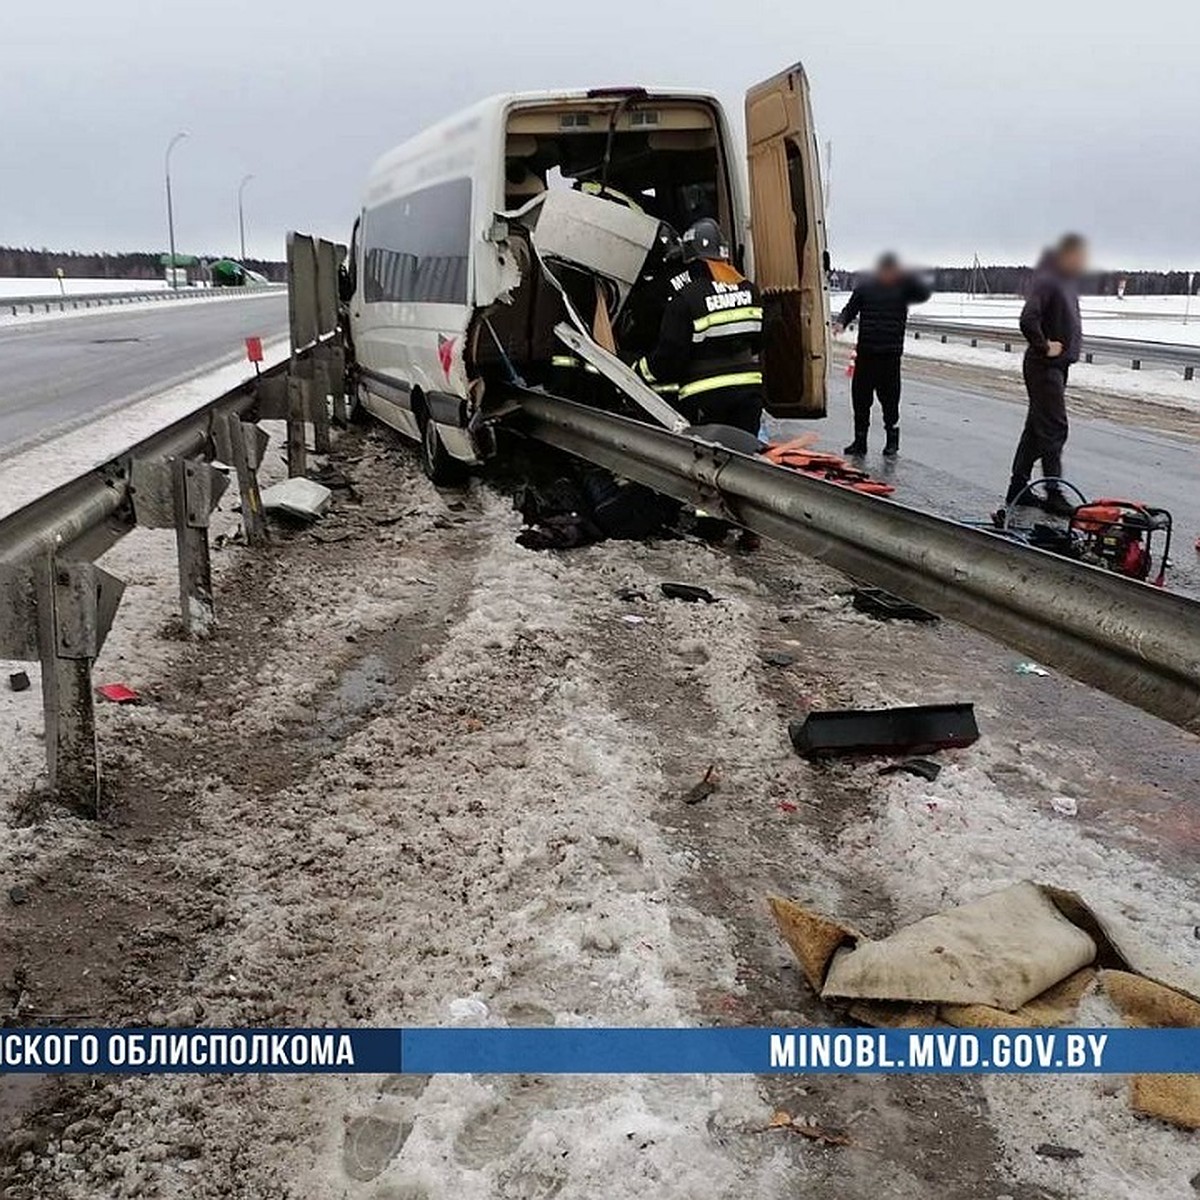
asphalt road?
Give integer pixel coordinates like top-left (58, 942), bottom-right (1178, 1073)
top-left (0, 293), bottom-right (288, 457)
top-left (779, 359), bottom-right (1200, 598)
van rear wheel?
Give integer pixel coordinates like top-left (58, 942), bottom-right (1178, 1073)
top-left (419, 417), bottom-right (465, 486)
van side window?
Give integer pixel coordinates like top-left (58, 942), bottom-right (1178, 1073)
top-left (363, 177), bottom-right (472, 304)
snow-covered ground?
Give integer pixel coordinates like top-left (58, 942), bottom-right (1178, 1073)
top-left (0, 427), bottom-right (1195, 1199)
top-left (0, 277), bottom-right (172, 299)
top-left (833, 291), bottom-right (1200, 347)
top-left (892, 334), bottom-right (1200, 414)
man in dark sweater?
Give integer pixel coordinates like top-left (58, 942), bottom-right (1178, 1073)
top-left (1003, 233), bottom-right (1088, 516)
top-left (835, 253), bottom-right (932, 457)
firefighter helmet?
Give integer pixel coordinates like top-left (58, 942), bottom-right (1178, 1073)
top-left (681, 218), bottom-right (730, 263)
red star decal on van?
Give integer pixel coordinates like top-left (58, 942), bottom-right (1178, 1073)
top-left (437, 335), bottom-right (456, 378)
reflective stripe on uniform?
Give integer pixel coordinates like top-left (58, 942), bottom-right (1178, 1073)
top-left (551, 354), bottom-right (600, 375)
top-left (692, 319), bottom-right (762, 343)
top-left (652, 382), bottom-right (680, 394)
top-left (692, 306), bottom-right (763, 340)
top-left (678, 370), bottom-right (763, 400)
top-left (635, 356), bottom-right (655, 382)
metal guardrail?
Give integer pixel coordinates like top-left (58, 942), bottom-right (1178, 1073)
top-left (907, 317), bottom-right (1200, 379)
top-left (0, 237), bottom-right (343, 810)
top-left (515, 391), bottom-right (1200, 736)
top-left (2, 284), bottom-right (285, 319)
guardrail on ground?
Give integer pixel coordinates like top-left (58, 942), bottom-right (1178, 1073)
top-left (907, 317), bottom-right (1200, 379)
top-left (516, 391), bottom-right (1200, 736)
top-left (2, 283), bottom-right (285, 319)
top-left (0, 237), bottom-right (343, 810)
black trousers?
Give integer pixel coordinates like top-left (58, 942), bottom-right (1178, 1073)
top-left (851, 351), bottom-right (902, 435)
top-left (1007, 356), bottom-right (1069, 501)
top-left (678, 385), bottom-right (764, 436)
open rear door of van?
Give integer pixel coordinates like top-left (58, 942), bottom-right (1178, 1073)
top-left (745, 64), bottom-right (830, 418)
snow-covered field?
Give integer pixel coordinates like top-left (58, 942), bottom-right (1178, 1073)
top-left (834, 291), bottom-right (1200, 347)
top-left (0, 426), bottom-right (1195, 1199)
top-left (0, 276), bottom-right (171, 299)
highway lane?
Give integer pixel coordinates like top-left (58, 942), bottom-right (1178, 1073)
top-left (778, 358), bottom-right (1200, 598)
top-left (0, 292), bottom-right (288, 457)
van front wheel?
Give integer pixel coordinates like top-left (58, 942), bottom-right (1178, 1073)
top-left (419, 417), bottom-right (465, 486)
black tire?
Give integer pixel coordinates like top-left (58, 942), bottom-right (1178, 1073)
top-left (418, 415), bottom-right (466, 486)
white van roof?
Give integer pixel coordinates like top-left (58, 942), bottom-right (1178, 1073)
top-left (364, 87), bottom-right (724, 201)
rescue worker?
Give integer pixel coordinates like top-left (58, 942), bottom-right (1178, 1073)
top-left (634, 218), bottom-right (764, 436)
top-left (1002, 233), bottom-right (1088, 517)
top-left (834, 252), bottom-right (932, 457)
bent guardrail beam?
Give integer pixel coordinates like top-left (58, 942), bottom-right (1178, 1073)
top-left (515, 392), bottom-right (1200, 735)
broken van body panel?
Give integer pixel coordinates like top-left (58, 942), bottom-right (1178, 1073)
top-left (348, 69), bottom-right (828, 472)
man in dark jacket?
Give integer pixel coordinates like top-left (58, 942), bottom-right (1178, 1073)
top-left (835, 252), bottom-right (932, 457)
top-left (635, 218), bottom-right (763, 435)
top-left (1003, 233), bottom-right (1087, 516)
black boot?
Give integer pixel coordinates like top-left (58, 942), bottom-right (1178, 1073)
top-left (883, 426), bottom-right (900, 457)
top-left (1040, 489), bottom-right (1076, 518)
top-left (843, 432), bottom-right (868, 456)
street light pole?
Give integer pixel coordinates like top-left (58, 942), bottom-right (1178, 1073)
top-left (238, 174), bottom-right (255, 263)
top-left (165, 131), bottom-right (189, 290)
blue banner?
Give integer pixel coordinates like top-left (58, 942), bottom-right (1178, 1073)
top-left (0, 1027), bottom-right (1196, 1075)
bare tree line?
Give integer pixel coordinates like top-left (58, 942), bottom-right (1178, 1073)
top-left (0, 247), bottom-right (286, 283)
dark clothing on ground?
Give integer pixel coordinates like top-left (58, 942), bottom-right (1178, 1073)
top-left (851, 351), bottom-right (902, 436)
top-left (637, 259), bottom-right (764, 435)
top-left (1006, 261), bottom-right (1083, 500)
top-left (1006, 357), bottom-right (1070, 502)
top-left (838, 273), bottom-right (933, 356)
top-left (1019, 265), bottom-right (1082, 364)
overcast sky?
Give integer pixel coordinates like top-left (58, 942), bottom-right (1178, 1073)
top-left (4, 1), bottom-right (1197, 269)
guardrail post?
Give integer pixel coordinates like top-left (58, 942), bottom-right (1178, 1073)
top-left (173, 458), bottom-right (217, 636)
top-left (1185, 366), bottom-right (1194, 382)
top-left (222, 413), bottom-right (270, 547)
top-left (36, 557), bottom-right (125, 812)
top-left (311, 351), bottom-right (332, 454)
top-left (287, 370), bottom-right (308, 477)
top-left (330, 344), bottom-right (348, 426)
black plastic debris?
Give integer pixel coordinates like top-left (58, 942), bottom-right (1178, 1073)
top-left (789, 704), bottom-right (979, 760)
top-left (683, 765), bottom-right (719, 805)
top-left (616, 587), bottom-right (649, 603)
top-left (8, 671), bottom-right (30, 693)
top-left (760, 650), bottom-right (797, 667)
top-left (851, 587), bottom-right (939, 623)
top-left (879, 757), bottom-right (943, 782)
top-left (661, 582), bottom-right (717, 604)
top-left (1034, 1144), bottom-right (1083, 1161)
top-left (8, 885), bottom-right (29, 905)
